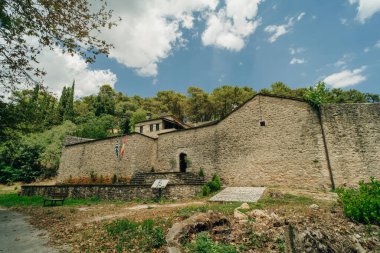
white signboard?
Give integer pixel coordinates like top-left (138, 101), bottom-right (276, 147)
top-left (151, 179), bottom-right (169, 189)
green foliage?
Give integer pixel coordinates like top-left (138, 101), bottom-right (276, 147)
top-left (75, 114), bottom-right (115, 138)
top-left (337, 177), bottom-right (380, 225)
top-left (57, 84), bottom-right (75, 122)
top-left (186, 232), bottom-right (237, 253)
top-left (304, 82), bottom-right (329, 108)
top-left (202, 185), bottom-right (211, 196)
top-left (0, 121), bottom-right (77, 183)
top-left (105, 219), bottom-right (166, 251)
top-left (203, 175), bottom-right (222, 196)
top-left (129, 109), bottom-right (148, 132)
top-left (95, 84), bottom-right (116, 116)
top-left (210, 85), bottom-right (255, 118)
top-left (199, 167), bottom-right (205, 177)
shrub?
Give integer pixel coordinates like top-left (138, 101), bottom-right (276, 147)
top-left (207, 175), bottom-right (221, 192)
top-left (202, 185), bottom-right (211, 196)
top-left (337, 177), bottom-right (380, 225)
top-left (202, 175), bottom-right (222, 196)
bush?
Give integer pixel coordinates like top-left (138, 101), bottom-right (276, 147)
top-left (207, 175), bottom-right (221, 192)
top-left (202, 175), bottom-right (222, 196)
top-left (202, 185), bottom-right (211, 196)
top-left (337, 177), bottom-right (380, 225)
top-left (186, 232), bottom-right (237, 253)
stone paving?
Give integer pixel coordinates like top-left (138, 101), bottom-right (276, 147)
top-left (209, 187), bottom-right (266, 202)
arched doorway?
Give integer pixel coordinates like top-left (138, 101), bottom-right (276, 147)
top-left (179, 153), bottom-right (187, 172)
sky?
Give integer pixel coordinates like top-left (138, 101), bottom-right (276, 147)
top-left (36, 0), bottom-right (380, 98)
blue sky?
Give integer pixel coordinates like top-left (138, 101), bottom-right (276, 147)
top-left (38, 0), bottom-right (380, 97)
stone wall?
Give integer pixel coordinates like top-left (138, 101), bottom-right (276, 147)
top-left (57, 133), bottom-right (156, 182)
top-left (321, 103), bottom-right (380, 187)
top-left (56, 94), bottom-right (380, 190)
top-left (63, 135), bottom-right (93, 146)
top-left (215, 95), bottom-right (330, 189)
top-left (21, 184), bottom-right (202, 201)
top-left (155, 125), bottom-right (218, 178)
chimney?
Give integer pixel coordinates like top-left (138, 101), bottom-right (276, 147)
top-left (146, 113), bottom-right (152, 120)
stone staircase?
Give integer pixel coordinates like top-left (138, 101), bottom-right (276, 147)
top-left (130, 172), bottom-right (205, 185)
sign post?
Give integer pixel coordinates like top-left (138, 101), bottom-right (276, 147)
top-left (151, 179), bottom-right (169, 199)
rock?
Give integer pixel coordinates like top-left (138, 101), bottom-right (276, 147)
top-left (309, 204), bottom-right (320, 210)
top-left (166, 211), bottom-right (230, 249)
top-left (234, 209), bottom-right (248, 221)
top-left (167, 246), bottom-right (181, 253)
top-left (249, 209), bottom-right (270, 219)
top-left (239, 203), bottom-right (250, 210)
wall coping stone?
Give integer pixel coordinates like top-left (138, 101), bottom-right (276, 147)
top-left (22, 183), bottom-right (204, 189)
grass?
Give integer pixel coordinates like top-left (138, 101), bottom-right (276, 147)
top-left (186, 232), bottom-right (237, 253)
top-left (0, 193), bottom-right (123, 207)
top-left (176, 193), bottom-right (314, 218)
top-left (258, 193), bottom-right (314, 207)
top-left (105, 218), bottom-right (167, 252)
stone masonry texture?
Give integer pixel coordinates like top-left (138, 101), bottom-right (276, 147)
top-left (321, 103), bottom-right (380, 187)
top-left (57, 94), bottom-right (380, 190)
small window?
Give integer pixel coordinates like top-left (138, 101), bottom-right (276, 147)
top-left (150, 124), bottom-right (154, 132)
top-left (156, 123), bottom-right (160, 131)
top-left (140, 126), bottom-right (143, 133)
top-left (260, 121), bottom-right (266, 127)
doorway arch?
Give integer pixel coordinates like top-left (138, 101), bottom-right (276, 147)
top-left (179, 153), bottom-right (187, 172)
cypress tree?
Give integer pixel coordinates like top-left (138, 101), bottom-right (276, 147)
top-left (57, 86), bottom-right (67, 122)
top-left (64, 80), bottom-right (75, 121)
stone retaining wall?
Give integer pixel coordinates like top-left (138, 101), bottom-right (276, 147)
top-left (21, 184), bottom-right (202, 201)
top-left (321, 103), bottom-right (380, 187)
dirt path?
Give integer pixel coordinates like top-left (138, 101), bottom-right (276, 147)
top-left (0, 208), bottom-right (59, 253)
top-left (81, 201), bottom-right (206, 224)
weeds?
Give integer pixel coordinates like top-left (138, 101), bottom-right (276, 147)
top-left (186, 232), bottom-right (237, 253)
top-left (105, 219), bottom-right (166, 252)
top-left (336, 177), bottom-right (380, 225)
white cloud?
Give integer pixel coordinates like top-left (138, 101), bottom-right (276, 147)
top-left (333, 54), bottom-right (353, 69)
top-left (289, 47), bottom-right (305, 55)
top-left (36, 47), bottom-right (117, 97)
top-left (201, 0), bottom-right (262, 51)
top-left (290, 58), bottom-right (306, 64)
top-left (364, 47), bottom-right (370, 52)
top-left (264, 13), bottom-right (305, 43)
top-left (340, 18), bottom-right (348, 25)
top-left (297, 12), bottom-right (306, 21)
top-left (375, 40), bottom-right (380, 48)
top-left (324, 66), bottom-right (367, 88)
top-left (348, 0), bottom-right (380, 23)
top-left (99, 0), bottom-right (218, 77)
